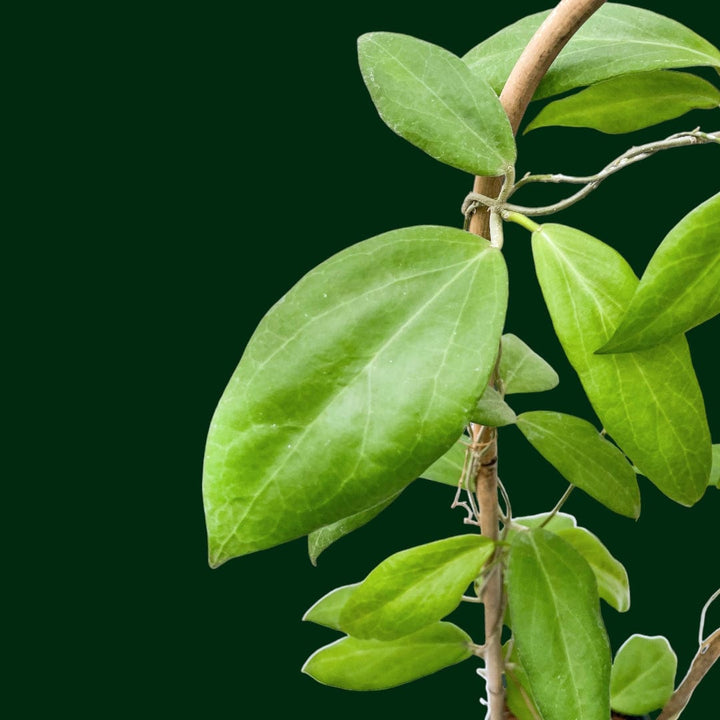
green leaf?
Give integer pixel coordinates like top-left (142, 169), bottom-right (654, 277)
top-left (610, 635), bottom-right (677, 715)
top-left (358, 32), bottom-right (515, 176)
top-left (302, 622), bottom-right (472, 691)
top-left (204, 226), bottom-right (508, 565)
top-left (304, 584), bottom-right (359, 631)
top-left (464, 4), bottom-right (720, 101)
top-left (514, 511), bottom-right (577, 532)
top-left (525, 70), bottom-right (720, 134)
top-left (472, 385), bottom-right (517, 426)
top-left (711, 445), bottom-right (720, 488)
top-left (531, 223), bottom-right (711, 506)
top-left (516, 411), bottom-right (640, 518)
top-left (340, 535), bottom-right (494, 640)
top-left (556, 527), bottom-right (630, 613)
top-left (499, 333), bottom-right (559, 394)
top-left (504, 642), bottom-right (541, 720)
top-left (507, 529), bottom-right (611, 720)
top-left (599, 193), bottom-right (720, 353)
top-left (421, 436), bottom-right (467, 487)
top-left (308, 492), bottom-right (402, 565)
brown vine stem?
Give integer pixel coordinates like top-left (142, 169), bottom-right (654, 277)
top-left (467, 2), bottom-right (607, 719)
top-left (656, 628), bottom-right (720, 720)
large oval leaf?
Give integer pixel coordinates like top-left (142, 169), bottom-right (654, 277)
top-left (516, 411), bottom-right (640, 518)
top-left (302, 622), bottom-right (472, 691)
top-left (531, 224), bottom-right (711, 506)
top-left (204, 226), bottom-right (507, 565)
top-left (507, 529), bottom-right (611, 720)
top-left (463, 4), bottom-right (720, 100)
top-left (600, 193), bottom-right (720, 353)
top-left (499, 333), bottom-right (559, 394)
top-left (358, 32), bottom-right (515, 176)
top-left (610, 635), bottom-right (677, 715)
top-left (308, 491), bottom-right (402, 566)
top-left (525, 70), bottom-right (720, 134)
top-left (340, 535), bottom-right (494, 640)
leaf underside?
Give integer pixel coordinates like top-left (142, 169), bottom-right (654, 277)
top-left (204, 226), bottom-right (507, 565)
top-left (531, 223), bottom-right (711, 506)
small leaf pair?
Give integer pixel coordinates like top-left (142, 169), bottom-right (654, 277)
top-left (303, 534), bottom-right (493, 689)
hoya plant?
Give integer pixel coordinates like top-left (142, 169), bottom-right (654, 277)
top-left (203, 1), bottom-right (719, 718)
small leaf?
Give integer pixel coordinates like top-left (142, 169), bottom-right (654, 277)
top-left (472, 385), bottom-right (517, 426)
top-left (504, 642), bottom-right (541, 720)
top-left (204, 226), bottom-right (508, 565)
top-left (517, 411), bottom-right (640, 518)
top-left (711, 445), bottom-right (720, 488)
top-left (308, 492), bottom-right (402, 565)
top-left (340, 535), bottom-right (494, 640)
top-left (421, 436), bottom-right (467, 487)
top-left (610, 635), bottom-right (677, 715)
top-left (358, 32), bottom-right (516, 176)
top-left (499, 333), bottom-right (559, 394)
top-left (304, 584), bottom-right (359, 631)
top-left (464, 4), bottom-right (720, 100)
top-left (556, 527), bottom-right (630, 613)
top-left (507, 529), bottom-right (611, 720)
top-left (599, 193), bottom-right (720, 353)
top-left (514, 511), bottom-right (577, 533)
top-left (525, 70), bottom-right (720, 134)
top-left (531, 223), bottom-right (711, 506)
top-left (302, 622), bottom-right (472, 691)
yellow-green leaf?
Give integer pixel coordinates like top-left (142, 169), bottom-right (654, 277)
top-left (531, 223), bottom-right (711, 506)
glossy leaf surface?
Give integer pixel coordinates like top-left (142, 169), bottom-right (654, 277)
top-left (472, 385), bottom-right (517, 426)
top-left (600, 193), bottom-right (720, 352)
top-left (341, 535), bottom-right (493, 640)
top-left (525, 70), bottom-right (720, 134)
top-left (358, 32), bottom-right (515, 175)
top-left (532, 223), bottom-right (711, 506)
top-left (517, 411), bottom-right (640, 518)
top-left (204, 226), bottom-right (507, 565)
top-left (507, 529), bottom-right (611, 720)
top-left (421, 436), bottom-right (466, 487)
top-left (610, 635), bottom-right (677, 714)
top-left (464, 4), bottom-right (720, 100)
top-left (302, 622), bottom-right (472, 691)
top-left (556, 527), bottom-right (630, 612)
top-left (304, 584), bottom-right (359, 631)
top-left (499, 333), bottom-right (559, 394)
top-left (308, 492), bottom-right (402, 565)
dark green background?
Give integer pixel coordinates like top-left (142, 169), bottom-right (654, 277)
top-left (23, 0), bottom-right (718, 717)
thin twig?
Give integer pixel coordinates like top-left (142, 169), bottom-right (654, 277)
top-left (503, 129), bottom-right (719, 217)
top-left (657, 628), bottom-right (720, 720)
top-left (699, 588), bottom-right (720, 645)
top-left (539, 485), bottom-right (574, 528)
